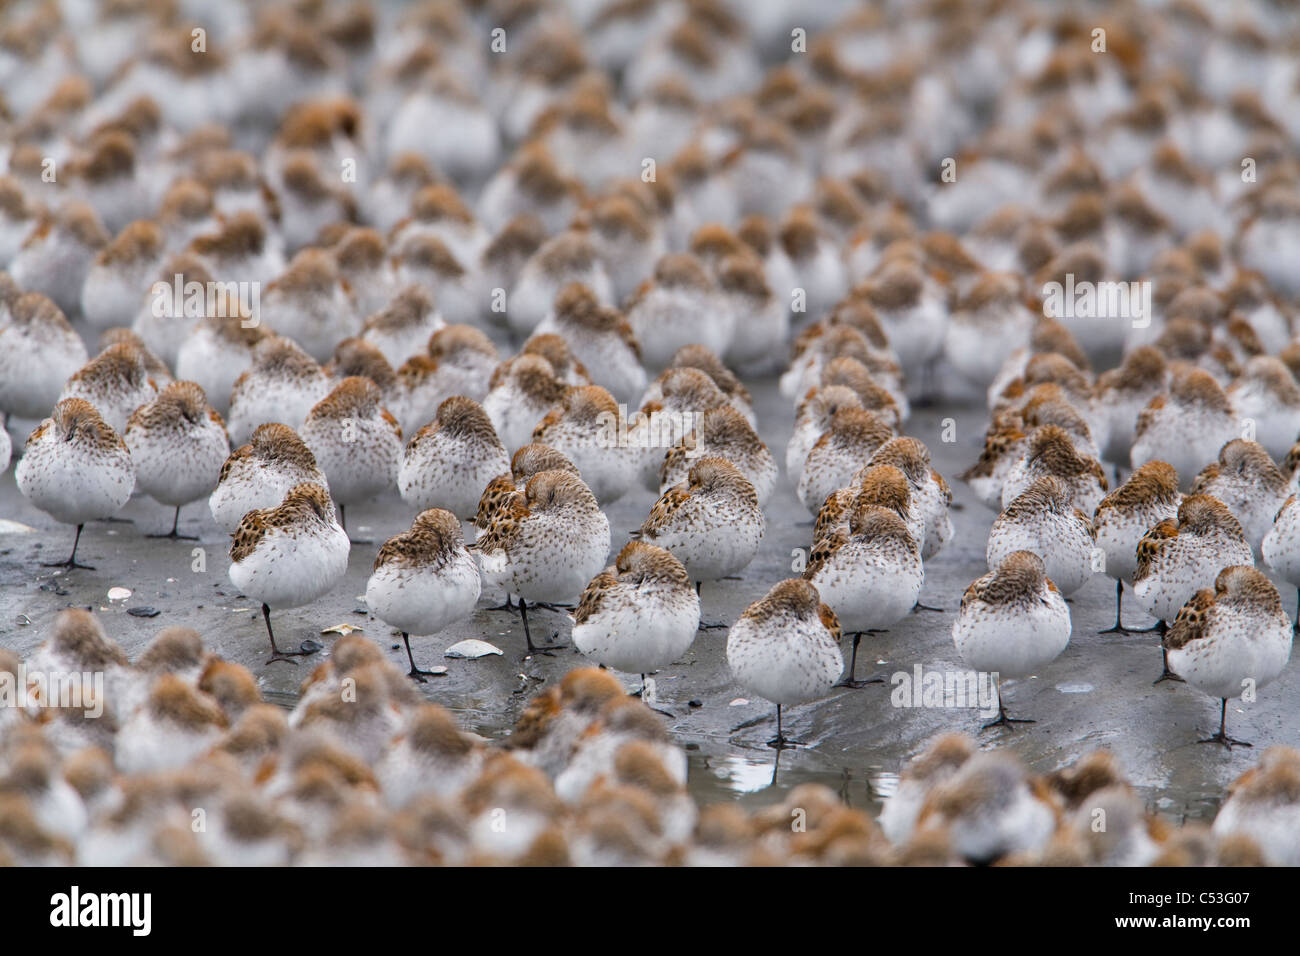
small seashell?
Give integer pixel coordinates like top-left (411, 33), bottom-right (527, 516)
top-left (445, 639), bottom-right (504, 659)
top-left (320, 623), bottom-right (364, 636)
top-left (107, 587), bottom-right (132, 601)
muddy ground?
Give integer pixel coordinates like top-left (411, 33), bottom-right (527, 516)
top-left (2, 376), bottom-right (1293, 820)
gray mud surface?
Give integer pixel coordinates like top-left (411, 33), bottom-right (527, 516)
top-left (3, 377), bottom-right (1293, 819)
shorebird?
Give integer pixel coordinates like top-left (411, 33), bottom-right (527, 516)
top-left (228, 483), bottom-right (350, 665)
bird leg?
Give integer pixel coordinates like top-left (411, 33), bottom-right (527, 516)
top-left (262, 604), bottom-right (318, 665)
top-left (1197, 699), bottom-right (1252, 750)
top-left (147, 505), bottom-right (199, 540)
top-left (836, 633), bottom-right (886, 688)
top-left (765, 704), bottom-right (804, 749)
top-left (42, 524), bottom-right (95, 570)
top-left (980, 680), bottom-right (1035, 730)
top-left (1154, 640), bottom-right (1185, 684)
top-left (402, 633), bottom-right (444, 683)
top-left (518, 599), bottom-right (568, 655)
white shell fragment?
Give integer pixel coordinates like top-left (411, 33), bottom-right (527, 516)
top-left (444, 639), bottom-right (504, 659)
top-left (107, 587), bottom-right (132, 601)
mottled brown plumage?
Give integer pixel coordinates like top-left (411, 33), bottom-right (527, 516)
top-left (230, 483), bottom-right (335, 563)
top-left (374, 508), bottom-right (465, 572)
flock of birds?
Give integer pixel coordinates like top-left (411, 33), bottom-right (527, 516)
top-left (1, 0), bottom-right (1300, 864)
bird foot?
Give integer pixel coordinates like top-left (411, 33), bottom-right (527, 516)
top-left (146, 531), bottom-right (199, 540)
top-left (1197, 732), bottom-right (1252, 750)
top-left (981, 714), bottom-right (1035, 731)
top-left (1097, 623), bottom-right (1152, 635)
top-left (406, 666), bottom-right (446, 684)
top-left (835, 677), bottom-right (885, 689)
top-left (1153, 669), bottom-right (1185, 685)
top-left (766, 735), bottom-right (803, 750)
top-left (698, 620), bottom-right (728, 630)
top-left (525, 640), bottom-right (570, 657)
top-left (41, 559), bottom-right (95, 570)
top-left (911, 602), bottom-right (945, 613)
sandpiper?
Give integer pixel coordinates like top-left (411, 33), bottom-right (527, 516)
top-left (124, 381), bottom-right (231, 538)
top-left (0, 293), bottom-right (89, 421)
top-left (1133, 495), bottom-right (1255, 682)
top-left (953, 551), bottom-right (1071, 728)
top-left (1191, 439), bottom-right (1291, 555)
top-left (1131, 365), bottom-right (1239, 491)
top-left (209, 423), bottom-right (330, 534)
top-left (725, 578), bottom-right (843, 749)
top-left (298, 376), bottom-right (402, 538)
top-left (532, 385), bottom-right (639, 505)
top-left (228, 482), bottom-right (350, 664)
top-left (474, 470), bottom-right (611, 655)
top-left (366, 509), bottom-right (481, 681)
top-left (572, 541), bottom-right (701, 695)
top-left (1164, 566), bottom-right (1291, 748)
top-left (986, 476), bottom-right (1096, 598)
top-left (1093, 461), bottom-right (1182, 633)
top-left (16, 399), bottom-right (136, 569)
top-left (399, 396), bottom-right (510, 520)
top-left (795, 406), bottom-right (894, 517)
top-left (637, 457), bottom-right (765, 591)
top-left (658, 405), bottom-right (777, 505)
top-left (805, 503), bottom-right (922, 688)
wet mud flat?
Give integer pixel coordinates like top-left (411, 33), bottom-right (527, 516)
top-left (0, 377), bottom-right (1289, 820)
